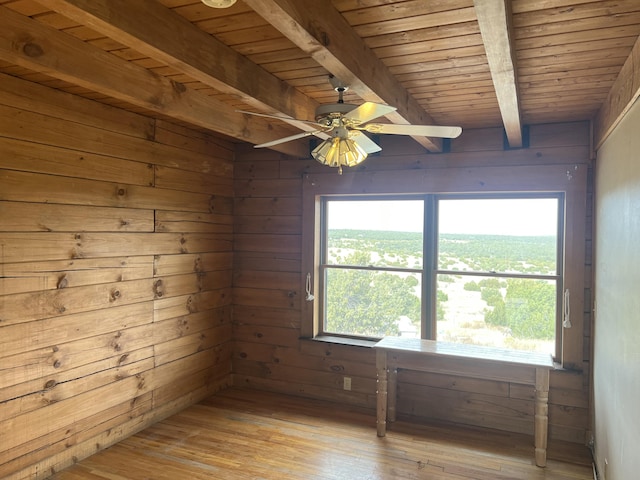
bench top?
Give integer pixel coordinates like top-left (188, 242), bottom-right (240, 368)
top-left (373, 336), bottom-right (554, 369)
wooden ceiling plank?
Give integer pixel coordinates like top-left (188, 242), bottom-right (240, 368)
top-left (518, 57), bottom-right (631, 78)
top-left (594, 34), bottom-right (640, 149)
top-left (411, 80), bottom-right (496, 95)
top-left (338, 0), bottom-right (473, 27)
top-left (518, 48), bottom-right (630, 71)
top-left (32, 10), bottom-right (79, 29)
top-left (275, 67), bottom-right (330, 82)
top-left (512, 0), bottom-right (605, 15)
top-left (44, 0), bottom-right (322, 134)
top-left (513, 0), bottom-right (640, 29)
top-left (233, 37), bottom-right (298, 56)
top-left (194, 11), bottom-right (268, 34)
top-left (373, 34), bottom-right (484, 59)
top-left (519, 65), bottom-right (621, 81)
top-left (364, 21), bottom-right (481, 50)
top-left (0, 5), bottom-right (307, 157)
top-left (407, 78), bottom-right (495, 92)
top-left (398, 64), bottom-right (491, 83)
top-left (413, 80), bottom-right (497, 93)
top-left (417, 92), bottom-right (498, 105)
top-left (522, 93), bottom-right (610, 105)
top-left (522, 86), bottom-right (612, 97)
top-left (214, 25), bottom-right (284, 47)
top-left (515, 11), bottom-right (640, 40)
top-left (259, 58), bottom-right (321, 74)
top-left (516, 24), bottom-right (640, 50)
top-left (353, 7), bottom-right (478, 38)
top-left (1, 0), bottom-right (50, 16)
top-left (243, 0), bottom-right (445, 152)
top-left (382, 45), bottom-right (488, 68)
top-left (517, 37), bottom-right (639, 61)
top-left (389, 55), bottom-right (488, 76)
top-left (246, 47), bottom-right (309, 65)
top-left (473, 0), bottom-right (523, 147)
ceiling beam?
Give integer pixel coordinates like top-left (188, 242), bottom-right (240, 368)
top-left (594, 34), bottom-right (640, 150)
top-left (244, 0), bottom-right (445, 152)
top-left (44, 0), bottom-right (322, 137)
top-left (473, 0), bottom-right (523, 147)
top-left (0, 6), bottom-right (307, 158)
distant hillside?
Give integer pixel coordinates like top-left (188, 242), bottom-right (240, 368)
top-left (328, 229), bottom-right (556, 274)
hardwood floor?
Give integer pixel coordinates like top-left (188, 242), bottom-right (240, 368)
top-left (52, 387), bottom-right (593, 480)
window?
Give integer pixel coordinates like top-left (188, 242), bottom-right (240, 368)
top-left (316, 194), bottom-right (563, 356)
top-left (436, 196), bottom-right (562, 356)
top-left (321, 198), bottom-right (424, 339)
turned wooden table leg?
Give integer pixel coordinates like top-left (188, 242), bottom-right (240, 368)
top-left (376, 350), bottom-right (388, 437)
top-left (534, 367), bottom-right (550, 467)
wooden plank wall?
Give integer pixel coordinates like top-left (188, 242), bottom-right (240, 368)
top-left (232, 122), bottom-right (593, 445)
top-left (0, 73), bottom-right (234, 480)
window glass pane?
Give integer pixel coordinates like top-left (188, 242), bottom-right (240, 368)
top-left (437, 274), bottom-right (556, 355)
top-left (324, 268), bottom-right (421, 338)
top-left (326, 200), bottom-right (423, 269)
top-left (438, 198), bottom-right (558, 275)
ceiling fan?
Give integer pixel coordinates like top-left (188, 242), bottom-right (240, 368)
top-left (237, 76), bottom-right (462, 173)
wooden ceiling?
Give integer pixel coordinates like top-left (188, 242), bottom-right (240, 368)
top-left (0, 0), bottom-right (639, 157)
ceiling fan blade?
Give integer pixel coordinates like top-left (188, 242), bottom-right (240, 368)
top-left (236, 109), bottom-right (320, 126)
top-left (349, 131), bottom-right (382, 154)
top-left (362, 123), bottom-right (462, 138)
top-left (254, 129), bottom-right (326, 148)
top-left (344, 102), bottom-right (397, 124)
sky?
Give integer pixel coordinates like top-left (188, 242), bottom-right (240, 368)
top-left (327, 198), bottom-right (559, 236)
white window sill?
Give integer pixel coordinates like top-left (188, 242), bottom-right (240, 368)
top-left (305, 335), bottom-right (379, 348)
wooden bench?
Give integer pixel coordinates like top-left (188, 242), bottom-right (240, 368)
top-left (373, 336), bottom-right (554, 467)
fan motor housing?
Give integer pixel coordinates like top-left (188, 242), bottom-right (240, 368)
top-left (315, 103), bottom-right (358, 123)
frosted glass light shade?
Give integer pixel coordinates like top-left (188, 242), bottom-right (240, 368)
top-left (201, 0), bottom-right (236, 8)
top-left (311, 137), bottom-right (368, 174)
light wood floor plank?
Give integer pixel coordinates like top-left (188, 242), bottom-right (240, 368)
top-left (52, 387), bottom-right (593, 480)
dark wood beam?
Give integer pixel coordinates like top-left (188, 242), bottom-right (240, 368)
top-left (474, 0), bottom-right (523, 147)
top-left (0, 5), bottom-right (308, 157)
top-left (244, 0), bottom-right (445, 152)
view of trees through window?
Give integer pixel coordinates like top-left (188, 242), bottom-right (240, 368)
top-left (321, 197), bottom-right (560, 355)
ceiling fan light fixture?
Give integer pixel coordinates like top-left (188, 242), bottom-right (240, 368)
top-left (201, 0), bottom-right (236, 8)
top-left (312, 137), bottom-right (368, 174)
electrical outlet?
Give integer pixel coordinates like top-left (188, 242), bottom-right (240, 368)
top-left (343, 377), bottom-right (351, 391)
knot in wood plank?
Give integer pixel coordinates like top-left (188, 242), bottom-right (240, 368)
top-left (110, 289), bottom-right (121, 302)
top-left (57, 274), bottom-right (68, 289)
top-left (22, 42), bottom-right (43, 57)
top-left (153, 279), bottom-right (164, 298)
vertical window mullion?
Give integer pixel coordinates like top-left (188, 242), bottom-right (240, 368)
top-left (423, 195), bottom-right (436, 339)
top-left (319, 198), bottom-right (329, 335)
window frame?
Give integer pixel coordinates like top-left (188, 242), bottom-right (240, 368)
top-left (301, 164), bottom-right (588, 368)
top-left (316, 193), bottom-right (564, 357)
top-left (431, 193), bottom-right (565, 355)
top-left (318, 194), bottom-right (427, 341)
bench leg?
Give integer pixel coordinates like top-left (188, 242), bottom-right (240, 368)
top-left (534, 368), bottom-right (550, 467)
top-left (376, 350), bottom-right (388, 437)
